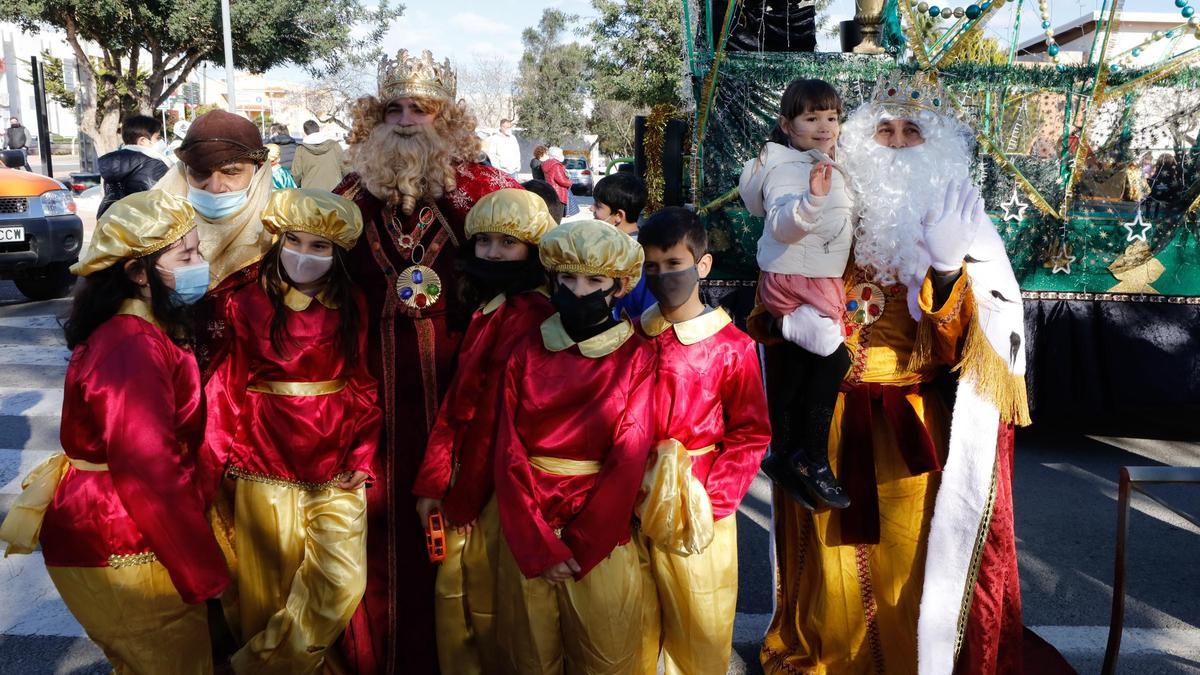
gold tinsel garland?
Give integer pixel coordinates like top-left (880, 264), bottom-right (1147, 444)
top-left (644, 104), bottom-right (679, 215)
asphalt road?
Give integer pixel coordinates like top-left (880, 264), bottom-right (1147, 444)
top-left (0, 272), bottom-right (1195, 674)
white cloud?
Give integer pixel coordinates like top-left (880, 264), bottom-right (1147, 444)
top-left (451, 11), bottom-right (513, 35)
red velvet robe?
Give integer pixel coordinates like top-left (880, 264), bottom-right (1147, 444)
top-left (42, 304), bottom-right (229, 605)
top-left (203, 282), bottom-right (380, 486)
top-left (494, 317), bottom-right (656, 579)
top-left (638, 305), bottom-right (772, 520)
top-left (334, 163), bottom-right (520, 674)
top-left (413, 289), bottom-right (554, 526)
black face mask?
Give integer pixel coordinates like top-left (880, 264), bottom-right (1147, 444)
top-left (645, 267), bottom-right (700, 309)
top-left (466, 257), bottom-right (541, 293)
top-left (552, 283), bottom-right (618, 342)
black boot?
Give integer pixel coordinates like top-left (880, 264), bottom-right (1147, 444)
top-left (791, 404), bottom-right (851, 509)
top-left (762, 450), bottom-right (816, 510)
top-left (760, 408), bottom-right (817, 510)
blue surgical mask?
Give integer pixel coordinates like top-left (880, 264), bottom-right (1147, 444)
top-left (161, 261), bottom-right (210, 306)
top-left (187, 185), bottom-right (248, 220)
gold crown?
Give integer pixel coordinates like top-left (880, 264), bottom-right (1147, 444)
top-left (379, 49), bottom-right (457, 101)
top-left (870, 72), bottom-right (948, 115)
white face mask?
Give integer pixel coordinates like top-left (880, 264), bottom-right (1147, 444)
top-left (281, 246), bottom-right (334, 284)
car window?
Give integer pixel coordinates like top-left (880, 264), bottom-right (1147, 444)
top-left (565, 158), bottom-right (587, 170)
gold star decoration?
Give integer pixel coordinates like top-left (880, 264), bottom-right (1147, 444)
top-left (1122, 209), bottom-right (1152, 243)
top-left (1051, 243), bottom-right (1077, 275)
top-left (1001, 185), bottom-right (1029, 223)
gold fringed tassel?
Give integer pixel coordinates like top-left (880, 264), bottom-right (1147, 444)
top-left (906, 316), bottom-right (936, 373)
top-left (953, 314), bottom-right (1032, 427)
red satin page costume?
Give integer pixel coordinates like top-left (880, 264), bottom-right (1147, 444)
top-left (413, 290), bottom-right (554, 525)
top-left (494, 321), bottom-right (656, 579)
top-left (42, 308), bottom-right (229, 604)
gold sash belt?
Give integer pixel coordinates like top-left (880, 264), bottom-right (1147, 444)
top-left (0, 453), bottom-right (108, 556)
top-left (529, 456), bottom-right (602, 476)
top-left (247, 378), bottom-right (347, 396)
top-left (636, 439), bottom-right (716, 557)
top-left (227, 465), bottom-right (344, 491)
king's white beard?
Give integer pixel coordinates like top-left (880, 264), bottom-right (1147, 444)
top-left (843, 142), bottom-right (970, 288)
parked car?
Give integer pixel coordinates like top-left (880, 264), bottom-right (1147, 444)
top-left (0, 165), bottom-right (83, 300)
top-left (564, 156), bottom-right (593, 195)
top-left (65, 171), bottom-right (102, 195)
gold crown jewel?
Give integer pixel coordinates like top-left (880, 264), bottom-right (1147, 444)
top-left (379, 49), bottom-right (457, 101)
top-left (871, 72), bottom-right (948, 115)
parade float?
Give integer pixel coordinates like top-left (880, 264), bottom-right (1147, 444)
top-left (651, 0), bottom-right (1200, 435)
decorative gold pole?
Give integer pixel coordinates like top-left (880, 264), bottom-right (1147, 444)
top-left (854, 0), bottom-right (887, 54)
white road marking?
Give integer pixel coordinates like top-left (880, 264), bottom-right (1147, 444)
top-left (0, 345), bottom-right (71, 367)
top-left (0, 388), bottom-right (64, 418)
top-left (0, 448), bottom-right (60, 495)
top-left (0, 315), bottom-right (64, 331)
top-left (0, 552), bottom-right (87, 638)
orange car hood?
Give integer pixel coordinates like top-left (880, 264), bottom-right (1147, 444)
top-left (0, 168), bottom-right (63, 197)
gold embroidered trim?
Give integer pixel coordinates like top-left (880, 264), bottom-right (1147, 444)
top-left (953, 451), bottom-right (1000, 659)
top-left (247, 378), bottom-right (347, 396)
top-left (227, 465), bottom-right (343, 491)
top-left (108, 551), bottom-right (157, 568)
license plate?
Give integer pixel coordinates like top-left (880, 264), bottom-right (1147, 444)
top-left (0, 227), bottom-right (25, 242)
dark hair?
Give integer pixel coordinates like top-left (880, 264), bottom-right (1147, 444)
top-left (259, 240), bottom-right (361, 365)
top-left (592, 173), bottom-right (648, 224)
top-left (121, 115), bottom-right (162, 145)
top-left (63, 251), bottom-right (194, 349)
top-left (638, 206), bottom-right (708, 263)
top-left (521, 179), bottom-right (564, 224)
top-left (533, 145), bottom-right (548, 159)
top-left (269, 123), bottom-right (291, 137)
top-left (500, 118), bottom-right (512, 125)
top-left (303, 120), bottom-right (320, 135)
top-left (767, 79), bottom-right (842, 147)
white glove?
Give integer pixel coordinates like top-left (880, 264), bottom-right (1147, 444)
top-left (780, 305), bottom-right (843, 357)
top-left (923, 179), bottom-right (984, 273)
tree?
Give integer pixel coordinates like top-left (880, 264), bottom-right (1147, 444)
top-left (589, 99), bottom-right (639, 157)
top-left (291, 46), bottom-right (384, 132)
top-left (458, 57), bottom-right (517, 129)
top-left (2, 0), bottom-right (402, 154)
top-left (588, 0), bottom-right (684, 109)
top-left (513, 9), bottom-right (589, 145)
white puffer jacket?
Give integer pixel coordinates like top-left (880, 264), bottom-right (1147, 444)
top-left (739, 142), bottom-right (854, 278)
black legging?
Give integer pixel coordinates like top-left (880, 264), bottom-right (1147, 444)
top-left (763, 341), bottom-right (851, 464)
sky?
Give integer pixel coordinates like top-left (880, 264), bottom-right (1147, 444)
top-left (263, 0), bottom-right (1178, 85)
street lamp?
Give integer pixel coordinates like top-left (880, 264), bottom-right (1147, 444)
top-left (221, 0), bottom-right (236, 112)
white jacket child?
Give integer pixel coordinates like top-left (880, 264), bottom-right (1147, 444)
top-left (739, 143), bottom-right (854, 277)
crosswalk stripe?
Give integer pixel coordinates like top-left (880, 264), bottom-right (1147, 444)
top-left (0, 448), bottom-right (60, 495)
top-left (0, 345), bottom-right (71, 367)
top-left (0, 315), bottom-right (65, 331)
top-left (0, 552), bottom-right (86, 638)
top-left (0, 388), bottom-right (64, 418)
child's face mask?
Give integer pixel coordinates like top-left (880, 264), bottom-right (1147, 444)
top-left (281, 246), bottom-right (334, 284)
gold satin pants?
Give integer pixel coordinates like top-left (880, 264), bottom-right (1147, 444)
top-left (496, 538), bottom-right (643, 675)
top-left (229, 478), bottom-right (367, 675)
top-left (47, 561), bottom-right (213, 675)
top-left (434, 497), bottom-right (501, 675)
top-left (637, 514), bottom-right (739, 675)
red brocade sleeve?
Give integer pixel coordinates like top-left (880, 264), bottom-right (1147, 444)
top-left (705, 335), bottom-right (772, 520)
top-left (559, 349), bottom-right (655, 576)
top-left (100, 331), bottom-right (229, 603)
top-left (494, 342), bottom-right (575, 577)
